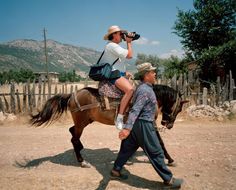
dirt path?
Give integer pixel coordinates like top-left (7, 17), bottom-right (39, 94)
top-left (0, 114), bottom-right (236, 190)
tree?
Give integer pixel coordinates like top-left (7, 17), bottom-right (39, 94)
top-left (173, 0), bottom-right (236, 82)
top-left (134, 53), bottom-right (187, 79)
top-left (162, 56), bottom-right (188, 78)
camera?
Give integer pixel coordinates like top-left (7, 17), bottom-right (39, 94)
top-left (121, 31), bottom-right (140, 41)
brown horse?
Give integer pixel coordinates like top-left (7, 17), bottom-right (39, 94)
top-left (31, 84), bottom-right (188, 167)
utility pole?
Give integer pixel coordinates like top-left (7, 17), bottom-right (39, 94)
top-left (43, 28), bottom-right (49, 83)
top-left (43, 28), bottom-right (51, 98)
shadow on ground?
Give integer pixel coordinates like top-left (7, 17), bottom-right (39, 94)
top-left (15, 148), bottom-right (168, 190)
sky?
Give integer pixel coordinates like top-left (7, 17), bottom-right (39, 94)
top-left (0, 0), bottom-right (195, 58)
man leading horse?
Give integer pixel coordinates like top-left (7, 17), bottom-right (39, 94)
top-left (110, 62), bottom-right (184, 189)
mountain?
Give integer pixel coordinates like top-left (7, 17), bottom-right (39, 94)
top-left (0, 39), bottom-right (136, 75)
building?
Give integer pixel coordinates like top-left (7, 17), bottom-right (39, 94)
top-left (34, 72), bottom-right (59, 83)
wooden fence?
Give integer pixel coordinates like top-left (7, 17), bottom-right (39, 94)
top-left (0, 79), bottom-right (97, 114)
top-left (0, 71), bottom-right (235, 114)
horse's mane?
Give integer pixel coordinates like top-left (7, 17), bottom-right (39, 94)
top-left (153, 84), bottom-right (178, 107)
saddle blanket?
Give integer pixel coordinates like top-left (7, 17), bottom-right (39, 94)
top-left (98, 81), bottom-right (123, 99)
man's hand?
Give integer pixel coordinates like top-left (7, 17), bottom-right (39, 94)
top-left (119, 128), bottom-right (131, 140)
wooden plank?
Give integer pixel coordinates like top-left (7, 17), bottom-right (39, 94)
top-left (54, 84), bottom-right (58, 95)
top-left (171, 74), bottom-right (177, 90)
top-left (16, 89), bottom-right (21, 113)
top-left (216, 76), bottom-right (221, 106)
top-left (10, 82), bottom-right (16, 114)
top-left (203, 87), bottom-right (208, 105)
top-left (223, 75), bottom-right (229, 101)
top-left (43, 81), bottom-right (46, 104)
top-left (23, 85), bottom-right (27, 113)
top-left (0, 97), bottom-right (4, 113)
top-left (3, 94), bottom-right (9, 113)
top-left (70, 85), bottom-right (73, 94)
top-left (27, 80), bottom-right (32, 113)
top-left (48, 80), bottom-right (51, 99)
top-left (229, 70), bottom-right (233, 101)
top-left (32, 80), bottom-right (36, 108)
top-left (37, 79), bottom-right (42, 110)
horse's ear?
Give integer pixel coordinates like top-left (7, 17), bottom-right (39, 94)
top-left (180, 100), bottom-right (189, 105)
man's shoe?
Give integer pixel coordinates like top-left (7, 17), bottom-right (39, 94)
top-left (163, 177), bottom-right (184, 189)
top-left (110, 170), bottom-right (128, 180)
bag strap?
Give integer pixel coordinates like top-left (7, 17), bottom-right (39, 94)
top-left (112, 58), bottom-right (119, 66)
top-left (96, 51), bottom-right (119, 66)
top-left (96, 51), bottom-right (105, 65)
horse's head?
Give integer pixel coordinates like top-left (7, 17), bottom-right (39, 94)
top-left (153, 85), bottom-right (189, 129)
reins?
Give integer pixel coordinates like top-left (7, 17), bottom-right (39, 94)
top-left (162, 92), bottom-right (180, 121)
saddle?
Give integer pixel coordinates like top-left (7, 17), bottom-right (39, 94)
top-left (98, 81), bottom-right (123, 110)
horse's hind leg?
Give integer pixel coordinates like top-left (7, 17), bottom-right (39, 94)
top-left (69, 115), bottom-right (92, 167)
top-left (69, 126), bottom-right (84, 162)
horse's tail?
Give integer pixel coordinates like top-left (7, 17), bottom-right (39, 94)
top-left (30, 94), bottom-right (71, 126)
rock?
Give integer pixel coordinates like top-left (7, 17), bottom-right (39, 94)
top-left (6, 113), bottom-right (17, 121)
top-left (230, 103), bottom-right (236, 114)
top-left (0, 112), bottom-right (6, 121)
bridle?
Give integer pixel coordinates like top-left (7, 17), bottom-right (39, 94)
top-left (162, 93), bottom-right (181, 122)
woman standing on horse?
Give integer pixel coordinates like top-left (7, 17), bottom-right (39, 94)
top-left (101, 25), bottom-right (134, 130)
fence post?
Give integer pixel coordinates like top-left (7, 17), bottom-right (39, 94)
top-left (48, 80), bottom-right (51, 99)
top-left (3, 95), bottom-right (9, 113)
top-left (62, 84), bottom-right (65, 94)
top-left (216, 76), bottom-right (221, 106)
top-left (54, 84), bottom-right (58, 95)
top-left (23, 84), bottom-right (27, 113)
top-left (37, 79), bottom-right (42, 109)
top-left (75, 85), bottom-right (78, 92)
top-left (10, 82), bottom-right (16, 114)
top-left (0, 97), bottom-right (4, 113)
top-left (183, 73), bottom-right (188, 99)
top-left (178, 73), bottom-right (183, 92)
top-left (171, 74), bottom-right (177, 90)
top-left (197, 80), bottom-right (201, 105)
top-left (203, 87), bottom-right (208, 105)
top-left (16, 89), bottom-right (21, 113)
top-left (223, 74), bottom-right (229, 102)
top-left (32, 80), bottom-right (36, 108)
top-left (70, 85), bottom-right (73, 94)
top-left (211, 84), bottom-right (216, 106)
top-left (27, 80), bottom-right (32, 113)
top-left (43, 81), bottom-right (46, 104)
top-left (65, 83), bottom-right (68, 94)
top-left (229, 70), bottom-right (233, 101)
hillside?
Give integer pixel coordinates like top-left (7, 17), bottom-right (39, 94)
top-left (0, 39), bottom-right (136, 75)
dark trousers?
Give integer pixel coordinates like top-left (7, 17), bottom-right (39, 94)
top-left (114, 119), bottom-right (173, 182)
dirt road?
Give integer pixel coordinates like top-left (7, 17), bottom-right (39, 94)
top-left (0, 114), bottom-right (236, 190)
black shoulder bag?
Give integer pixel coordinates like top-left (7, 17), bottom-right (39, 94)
top-left (88, 51), bottom-right (120, 81)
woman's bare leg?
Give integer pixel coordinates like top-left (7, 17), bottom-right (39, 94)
top-left (115, 77), bottom-right (134, 114)
top-left (114, 77), bottom-right (134, 129)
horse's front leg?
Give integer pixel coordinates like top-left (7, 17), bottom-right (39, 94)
top-left (155, 130), bottom-right (175, 166)
top-left (69, 126), bottom-right (90, 168)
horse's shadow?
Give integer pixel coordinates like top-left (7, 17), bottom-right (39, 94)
top-left (14, 148), bottom-right (165, 190)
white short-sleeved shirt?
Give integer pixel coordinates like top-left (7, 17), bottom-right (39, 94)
top-left (100, 42), bottom-right (128, 72)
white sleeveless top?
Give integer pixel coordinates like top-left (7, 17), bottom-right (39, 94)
top-left (100, 42), bottom-right (128, 72)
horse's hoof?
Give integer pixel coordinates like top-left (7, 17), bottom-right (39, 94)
top-left (79, 161), bottom-right (91, 168)
top-left (167, 161), bottom-right (177, 167)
